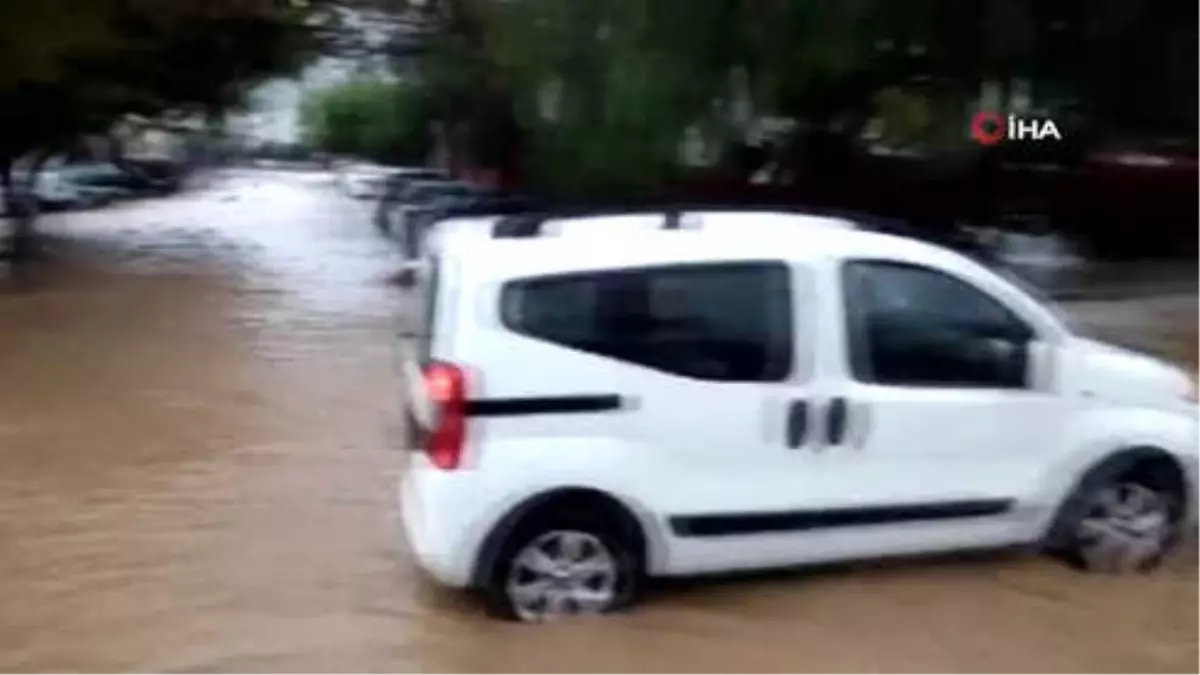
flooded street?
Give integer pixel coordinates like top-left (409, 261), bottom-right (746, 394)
top-left (0, 171), bottom-right (1195, 673)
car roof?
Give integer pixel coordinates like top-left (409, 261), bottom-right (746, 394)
top-left (407, 179), bottom-right (470, 191)
top-left (438, 212), bottom-right (974, 283)
top-left (384, 166), bottom-right (444, 175)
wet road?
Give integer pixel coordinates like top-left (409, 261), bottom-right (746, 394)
top-left (0, 171), bottom-right (1195, 673)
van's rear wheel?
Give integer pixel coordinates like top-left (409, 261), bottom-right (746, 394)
top-left (482, 522), bottom-right (640, 622)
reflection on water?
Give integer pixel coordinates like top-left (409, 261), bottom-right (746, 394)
top-left (0, 172), bottom-right (1195, 672)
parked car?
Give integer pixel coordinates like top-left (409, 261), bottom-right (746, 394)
top-left (11, 169), bottom-right (104, 211)
top-left (371, 169), bottom-right (454, 226)
top-left (331, 159), bottom-right (359, 191)
top-left (403, 190), bottom-right (512, 229)
top-left (344, 168), bottom-right (390, 199)
top-left (74, 183), bottom-right (139, 204)
top-left (425, 192), bottom-right (531, 223)
top-left (373, 175), bottom-right (425, 230)
top-left (378, 181), bottom-right (486, 256)
top-left (64, 163), bottom-right (174, 196)
top-left (398, 208), bottom-right (1198, 622)
top-left (57, 166), bottom-right (139, 203)
top-left (336, 162), bottom-right (386, 195)
top-left (394, 193), bottom-right (532, 260)
top-left (346, 166), bottom-right (447, 200)
top-left (386, 167), bottom-right (449, 192)
top-left (123, 159), bottom-right (185, 193)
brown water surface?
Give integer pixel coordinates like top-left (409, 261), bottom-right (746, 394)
top-left (0, 171), bottom-right (1195, 673)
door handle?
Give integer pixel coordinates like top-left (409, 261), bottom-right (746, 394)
top-left (785, 400), bottom-right (809, 449)
top-left (825, 397), bottom-right (848, 446)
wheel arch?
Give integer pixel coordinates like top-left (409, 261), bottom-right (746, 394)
top-left (469, 486), bottom-right (667, 588)
top-left (1043, 444), bottom-right (1193, 545)
top-left (1073, 446), bottom-right (1189, 501)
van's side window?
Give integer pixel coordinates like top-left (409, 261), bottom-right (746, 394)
top-left (842, 260), bottom-right (1035, 389)
top-left (501, 263), bottom-right (793, 382)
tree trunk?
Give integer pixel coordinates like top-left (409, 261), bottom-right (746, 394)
top-left (107, 132), bottom-right (130, 170)
top-left (1, 157), bottom-right (12, 261)
top-left (8, 211), bottom-right (36, 264)
top-left (2, 152), bottom-right (50, 263)
top-left (1, 157), bottom-right (30, 262)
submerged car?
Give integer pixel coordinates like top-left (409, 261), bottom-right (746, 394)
top-left (63, 163), bottom-right (175, 196)
top-left (348, 166), bottom-right (446, 201)
top-left (14, 170), bottom-right (105, 211)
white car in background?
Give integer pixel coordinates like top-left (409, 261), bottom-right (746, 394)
top-left (26, 169), bottom-right (106, 211)
top-left (340, 165), bottom-right (449, 200)
top-left (340, 165), bottom-right (389, 199)
top-left (398, 209), bottom-right (1198, 623)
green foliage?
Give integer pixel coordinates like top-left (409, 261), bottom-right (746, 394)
top-left (313, 0), bottom-right (1197, 200)
top-left (300, 79), bottom-right (431, 163)
top-left (872, 88), bottom-right (935, 148)
top-left (871, 87), bottom-right (968, 151)
top-left (436, 0), bottom-right (735, 196)
top-left (0, 0), bottom-right (330, 166)
top-left (400, 0), bottom-right (975, 191)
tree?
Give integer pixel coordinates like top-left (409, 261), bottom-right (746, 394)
top-left (299, 78), bottom-right (431, 162)
top-left (397, 0), bottom-right (741, 197)
top-left (345, 0), bottom-right (1194, 238)
top-left (388, 0), bottom-right (967, 195)
top-left (0, 0), bottom-right (331, 260)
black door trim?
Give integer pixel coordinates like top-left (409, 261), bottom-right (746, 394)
top-left (669, 499), bottom-right (1014, 538)
top-left (464, 394), bottom-right (623, 417)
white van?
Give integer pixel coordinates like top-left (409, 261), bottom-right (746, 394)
top-left (398, 210), bottom-right (1198, 622)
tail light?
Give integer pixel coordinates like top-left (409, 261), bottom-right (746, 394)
top-left (421, 361), bottom-right (467, 470)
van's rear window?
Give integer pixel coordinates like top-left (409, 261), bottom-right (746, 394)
top-left (500, 262), bottom-right (793, 382)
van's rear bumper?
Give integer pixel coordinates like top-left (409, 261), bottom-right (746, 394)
top-left (397, 468), bottom-right (476, 588)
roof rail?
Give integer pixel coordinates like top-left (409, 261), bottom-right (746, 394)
top-left (484, 203), bottom-right (998, 262)
top-left (492, 207), bottom-right (683, 238)
top-left (488, 202), bottom-right (850, 239)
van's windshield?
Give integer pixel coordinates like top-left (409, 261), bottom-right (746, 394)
top-left (993, 264), bottom-right (1072, 317)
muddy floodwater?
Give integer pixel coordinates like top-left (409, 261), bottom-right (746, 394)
top-left (0, 171), bottom-right (1195, 673)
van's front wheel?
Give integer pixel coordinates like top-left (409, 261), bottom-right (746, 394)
top-left (1050, 477), bottom-right (1183, 573)
top-left (482, 525), bottom-right (640, 622)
